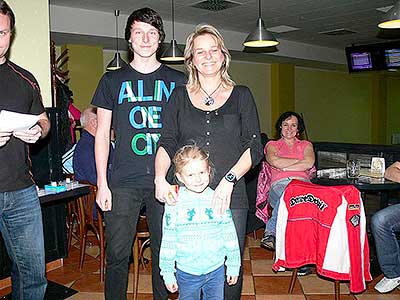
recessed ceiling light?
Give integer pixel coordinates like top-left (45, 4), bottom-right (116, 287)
top-left (267, 25), bottom-right (299, 33)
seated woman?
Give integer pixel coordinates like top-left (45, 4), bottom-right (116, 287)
top-left (260, 111), bottom-right (315, 252)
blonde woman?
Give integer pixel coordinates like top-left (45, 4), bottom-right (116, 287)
top-left (155, 24), bottom-right (263, 299)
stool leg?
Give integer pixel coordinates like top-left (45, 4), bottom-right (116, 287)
top-left (133, 236), bottom-right (139, 300)
top-left (335, 280), bottom-right (340, 300)
top-left (288, 268), bottom-right (298, 293)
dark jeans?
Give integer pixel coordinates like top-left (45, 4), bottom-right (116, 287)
top-left (0, 185), bottom-right (47, 300)
top-left (225, 208), bottom-right (247, 300)
top-left (176, 265), bottom-right (225, 300)
top-left (371, 203), bottom-right (400, 279)
top-left (104, 187), bottom-right (167, 300)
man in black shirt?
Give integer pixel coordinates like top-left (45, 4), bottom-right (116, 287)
top-left (0, 1), bottom-right (50, 299)
top-left (92, 7), bottom-right (186, 300)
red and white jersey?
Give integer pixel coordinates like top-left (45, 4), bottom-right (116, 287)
top-left (272, 180), bottom-right (372, 293)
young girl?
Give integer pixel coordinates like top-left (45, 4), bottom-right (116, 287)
top-left (159, 145), bottom-right (241, 300)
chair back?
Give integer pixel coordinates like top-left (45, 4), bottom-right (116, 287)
top-left (273, 180), bottom-right (371, 293)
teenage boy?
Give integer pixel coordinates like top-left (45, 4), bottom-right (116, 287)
top-left (92, 7), bottom-right (186, 300)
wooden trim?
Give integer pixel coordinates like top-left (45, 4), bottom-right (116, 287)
top-left (0, 259), bottom-right (63, 291)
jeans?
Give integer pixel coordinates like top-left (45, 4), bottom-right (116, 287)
top-left (104, 187), bottom-right (167, 300)
top-left (371, 203), bottom-right (400, 279)
top-left (0, 185), bottom-right (47, 300)
top-left (265, 178), bottom-right (292, 235)
top-left (176, 265), bottom-right (225, 300)
top-left (224, 208), bottom-right (247, 300)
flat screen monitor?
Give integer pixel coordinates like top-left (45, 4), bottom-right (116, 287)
top-left (385, 49), bottom-right (400, 68)
top-left (350, 52), bottom-right (373, 70)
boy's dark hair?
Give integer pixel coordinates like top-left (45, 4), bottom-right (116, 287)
top-left (275, 111), bottom-right (306, 136)
top-left (124, 7), bottom-right (165, 44)
top-left (0, 1), bottom-right (15, 31)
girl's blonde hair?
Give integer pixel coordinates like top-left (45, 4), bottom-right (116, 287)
top-left (173, 144), bottom-right (214, 179)
top-left (184, 24), bottom-right (235, 92)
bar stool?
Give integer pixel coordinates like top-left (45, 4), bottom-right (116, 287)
top-left (77, 183), bottom-right (105, 282)
top-left (132, 215), bottom-right (150, 300)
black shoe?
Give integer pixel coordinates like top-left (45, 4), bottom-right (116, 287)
top-left (260, 234), bottom-right (275, 251)
top-left (297, 266), bottom-right (312, 276)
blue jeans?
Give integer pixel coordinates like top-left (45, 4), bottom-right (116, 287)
top-left (0, 185), bottom-right (47, 300)
top-left (177, 265), bottom-right (225, 300)
top-left (265, 178), bottom-right (292, 235)
top-left (371, 203), bottom-right (400, 279)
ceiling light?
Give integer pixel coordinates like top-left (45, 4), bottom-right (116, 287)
top-left (243, 0), bottom-right (279, 47)
top-left (161, 0), bottom-right (184, 62)
top-left (107, 10), bottom-right (127, 71)
top-left (378, 1), bottom-right (400, 29)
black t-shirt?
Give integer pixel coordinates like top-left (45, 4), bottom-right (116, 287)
top-left (0, 60), bottom-right (45, 192)
top-left (159, 85), bottom-right (263, 209)
top-left (91, 64), bottom-right (186, 189)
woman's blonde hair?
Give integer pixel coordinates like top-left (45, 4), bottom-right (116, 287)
top-left (184, 24), bottom-right (235, 92)
top-left (173, 144), bottom-right (214, 180)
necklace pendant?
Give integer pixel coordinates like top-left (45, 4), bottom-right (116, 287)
top-left (204, 96), bottom-right (214, 106)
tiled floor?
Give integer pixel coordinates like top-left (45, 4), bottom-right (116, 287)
top-left (1, 229), bottom-right (400, 300)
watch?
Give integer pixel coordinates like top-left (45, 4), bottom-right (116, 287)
top-left (224, 171), bottom-right (237, 185)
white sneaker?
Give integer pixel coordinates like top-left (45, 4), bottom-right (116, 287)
top-left (278, 266), bottom-right (285, 272)
top-left (374, 276), bottom-right (400, 293)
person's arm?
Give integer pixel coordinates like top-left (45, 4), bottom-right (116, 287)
top-left (266, 142), bottom-right (315, 171)
top-left (212, 149), bottom-right (252, 215)
top-left (154, 147), bottom-right (178, 205)
top-left (282, 143), bottom-right (315, 172)
top-left (95, 108), bottom-right (112, 211)
top-left (212, 87), bottom-right (263, 214)
top-left (0, 130), bottom-right (12, 147)
top-left (13, 111), bottom-right (50, 143)
top-left (384, 161), bottom-right (400, 182)
top-left (159, 204), bottom-right (178, 292)
top-left (155, 88), bottom-right (181, 205)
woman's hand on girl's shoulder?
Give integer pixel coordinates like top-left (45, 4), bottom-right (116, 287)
top-left (155, 177), bottom-right (178, 205)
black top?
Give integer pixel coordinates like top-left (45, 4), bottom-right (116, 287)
top-left (91, 64), bottom-right (186, 189)
top-left (0, 60), bottom-right (45, 192)
top-left (159, 85), bottom-right (263, 208)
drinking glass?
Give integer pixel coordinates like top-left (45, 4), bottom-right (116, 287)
top-left (346, 159), bottom-right (360, 178)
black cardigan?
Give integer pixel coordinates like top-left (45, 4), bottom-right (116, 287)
top-left (159, 85), bottom-right (263, 209)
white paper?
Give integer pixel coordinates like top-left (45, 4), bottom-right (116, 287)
top-left (0, 110), bottom-right (40, 131)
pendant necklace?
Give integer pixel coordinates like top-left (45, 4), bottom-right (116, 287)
top-left (200, 82), bottom-right (222, 106)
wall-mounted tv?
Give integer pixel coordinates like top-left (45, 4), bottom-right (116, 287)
top-left (345, 41), bottom-right (400, 73)
top-left (385, 49), bottom-right (400, 68)
top-left (349, 52), bottom-right (373, 70)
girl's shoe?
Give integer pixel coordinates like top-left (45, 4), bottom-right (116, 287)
top-left (260, 233), bottom-right (275, 251)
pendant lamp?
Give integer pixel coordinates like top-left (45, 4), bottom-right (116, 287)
top-left (378, 1), bottom-right (400, 29)
top-left (107, 10), bottom-right (126, 71)
top-left (161, 0), bottom-right (184, 62)
top-left (243, 0), bottom-right (279, 47)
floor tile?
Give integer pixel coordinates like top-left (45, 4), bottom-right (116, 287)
top-left (251, 260), bottom-right (291, 277)
top-left (305, 295), bottom-right (356, 300)
top-left (242, 275), bottom-right (255, 295)
top-left (249, 247), bottom-right (274, 260)
top-left (355, 295), bottom-right (400, 300)
top-left (256, 294), bottom-right (306, 299)
top-left (254, 276), bottom-right (303, 294)
top-left (243, 259), bottom-right (252, 275)
top-left (298, 274), bottom-right (350, 295)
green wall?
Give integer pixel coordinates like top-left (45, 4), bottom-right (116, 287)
top-left (64, 44), bottom-right (104, 111)
top-left (229, 61), bottom-right (271, 134)
top-left (295, 68), bottom-right (373, 144)
top-left (387, 77), bottom-right (400, 144)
